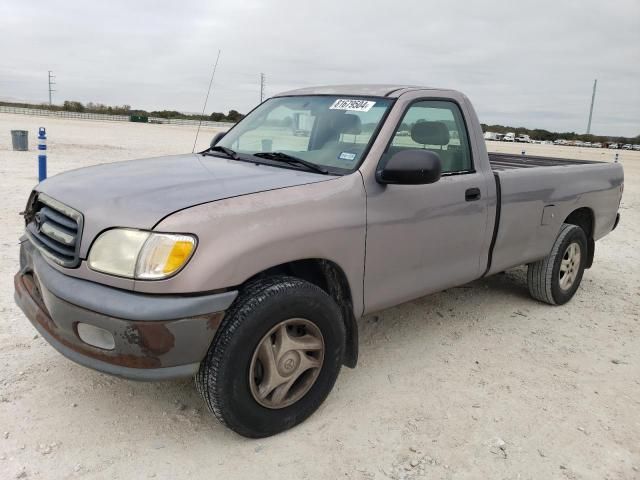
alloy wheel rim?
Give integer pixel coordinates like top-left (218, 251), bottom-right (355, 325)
top-left (249, 318), bottom-right (324, 409)
top-left (559, 242), bottom-right (581, 290)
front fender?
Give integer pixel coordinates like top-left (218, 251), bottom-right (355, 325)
top-left (136, 174), bottom-right (367, 318)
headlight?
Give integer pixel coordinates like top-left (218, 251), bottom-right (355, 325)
top-left (88, 229), bottom-right (196, 279)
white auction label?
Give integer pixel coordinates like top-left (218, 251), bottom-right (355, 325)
top-left (329, 99), bottom-right (376, 112)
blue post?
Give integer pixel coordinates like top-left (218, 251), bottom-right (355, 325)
top-left (38, 127), bottom-right (47, 181)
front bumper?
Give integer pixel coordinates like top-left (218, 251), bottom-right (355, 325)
top-left (14, 240), bottom-right (238, 381)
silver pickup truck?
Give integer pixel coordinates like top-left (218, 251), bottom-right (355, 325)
top-left (15, 85), bottom-right (623, 437)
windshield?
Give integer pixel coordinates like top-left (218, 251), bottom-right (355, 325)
top-left (215, 95), bottom-right (393, 174)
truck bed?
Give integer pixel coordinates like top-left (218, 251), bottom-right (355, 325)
top-left (485, 151), bottom-right (622, 277)
top-left (489, 152), bottom-right (600, 171)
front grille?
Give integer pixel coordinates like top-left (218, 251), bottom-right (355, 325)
top-left (25, 193), bottom-right (83, 268)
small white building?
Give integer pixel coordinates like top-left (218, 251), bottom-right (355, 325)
top-left (483, 131), bottom-right (504, 141)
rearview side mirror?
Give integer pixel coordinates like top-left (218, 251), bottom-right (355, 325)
top-left (376, 150), bottom-right (442, 185)
top-left (210, 131), bottom-right (226, 148)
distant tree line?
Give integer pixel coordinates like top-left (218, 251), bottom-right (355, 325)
top-left (0, 100), bottom-right (243, 123)
top-left (480, 123), bottom-right (639, 145)
top-left (208, 110), bottom-right (244, 122)
top-left (1, 99), bottom-right (636, 142)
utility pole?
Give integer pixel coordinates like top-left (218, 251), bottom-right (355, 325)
top-left (48, 71), bottom-right (56, 106)
top-left (260, 73), bottom-right (266, 103)
top-left (586, 79), bottom-right (597, 134)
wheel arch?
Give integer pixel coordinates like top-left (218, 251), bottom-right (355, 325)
top-left (563, 207), bottom-right (595, 268)
top-left (243, 258), bottom-right (359, 368)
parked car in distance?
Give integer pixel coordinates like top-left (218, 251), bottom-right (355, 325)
top-left (14, 84), bottom-right (624, 438)
top-left (622, 144), bottom-right (633, 150)
top-left (592, 142), bottom-right (602, 148)
top-left (633, 144), bottom-right (640, 151)
top-left (515, 134), bottom-right (531, 143)
top-left (503, 132), bottom-right (515, 142)
top-left (608, 143), bottom-right (619, 149)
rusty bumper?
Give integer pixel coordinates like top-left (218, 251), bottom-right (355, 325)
top-left (14, 241), bottom-right (238, 381)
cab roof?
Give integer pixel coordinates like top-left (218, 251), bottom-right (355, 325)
top-left (273, 84), bottom-right (455, 98)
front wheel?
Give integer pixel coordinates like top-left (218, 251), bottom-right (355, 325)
top-left (527, 223), bottom-right (588, 305)
top-left (196, 276), bottom-right (345, 438)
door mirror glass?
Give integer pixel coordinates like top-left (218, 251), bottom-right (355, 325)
top-left (377, 149), bottom-right (442, 185)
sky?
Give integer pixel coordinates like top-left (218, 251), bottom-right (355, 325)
top-left (1, 0), bottom-right (639, 137)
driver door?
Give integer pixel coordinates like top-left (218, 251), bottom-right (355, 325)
top-left (364, 99), bottom-right (490, 313)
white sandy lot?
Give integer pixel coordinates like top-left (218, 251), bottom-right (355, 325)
top-left (0, 113), bottom-right (638, 479)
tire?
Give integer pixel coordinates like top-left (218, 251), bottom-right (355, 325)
top-left (195, 275), bottom-right (345, 438)
top-left (527, 223), bottom-right (588, 305)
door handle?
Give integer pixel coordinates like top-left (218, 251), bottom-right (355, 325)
top-left (465, 187), bottom-right (481, 201)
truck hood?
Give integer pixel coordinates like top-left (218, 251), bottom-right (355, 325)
top-left (36, 153), bottom-right (334, 258)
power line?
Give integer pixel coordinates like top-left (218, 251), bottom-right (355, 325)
top-left (260, 73), bottom-right (266, 102)
top-left (48, 71), bottom-right (56, 105)
top-left (586, 79), bottom-right (597, 134)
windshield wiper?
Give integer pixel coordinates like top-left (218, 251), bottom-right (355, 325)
top-left (253, 152), bottom-right (329, 174)
top-left (205, 145), bottom-right (239, 159)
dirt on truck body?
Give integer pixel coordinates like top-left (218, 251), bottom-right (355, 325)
top-left (14, 84), bottom-right (623, 437)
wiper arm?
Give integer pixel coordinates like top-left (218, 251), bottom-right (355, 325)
top-left (253, 152), bottom-right (329, 174)
top-left (205, 145), bottom-right (239, 159)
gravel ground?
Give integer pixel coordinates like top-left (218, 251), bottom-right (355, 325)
top-left (0, 113), bottom-right (638, 479)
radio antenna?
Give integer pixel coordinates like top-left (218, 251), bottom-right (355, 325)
top-left (192, 49), bottom-right (222, 153)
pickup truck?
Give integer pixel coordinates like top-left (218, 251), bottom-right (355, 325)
top-left (14, 85), bottom-right (623, 438)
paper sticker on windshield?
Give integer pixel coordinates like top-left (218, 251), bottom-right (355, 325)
top-left (338, 152), bottom-right (357, 161)
top-left (329, 99), bottom-right (376, 112)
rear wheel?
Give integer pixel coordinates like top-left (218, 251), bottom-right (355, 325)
top-left (527, 223), bottom-right (588, 305)
top-left (196, 276), bottom-right (345, 438)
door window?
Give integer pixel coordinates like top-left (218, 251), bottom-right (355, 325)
top-left (384, 100), bottom-right (472, 173)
